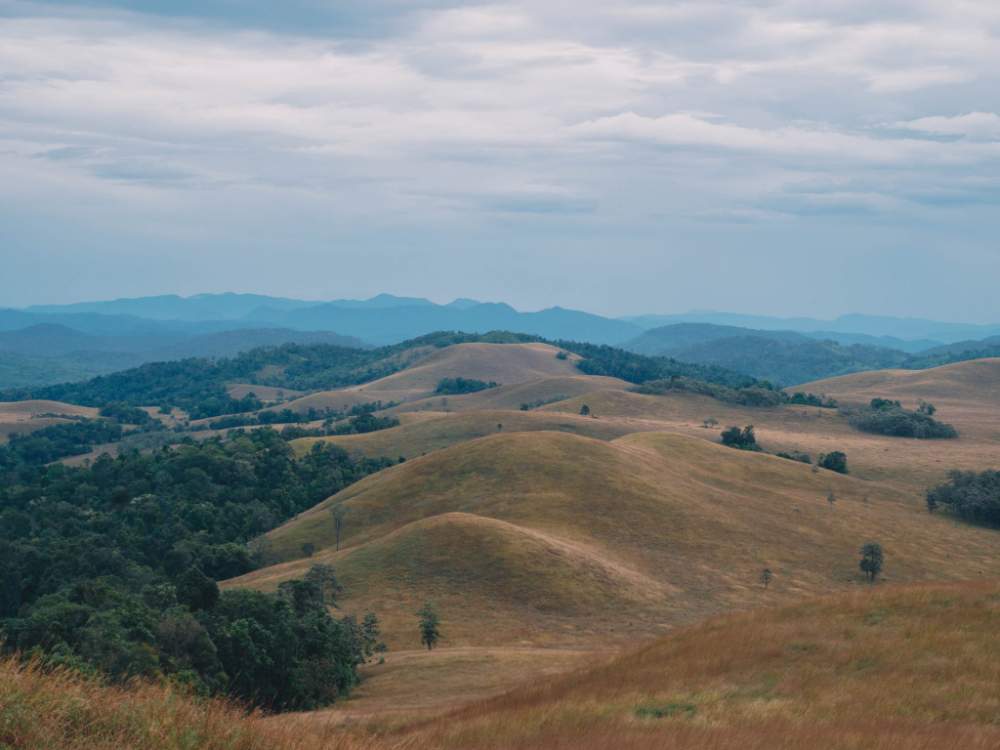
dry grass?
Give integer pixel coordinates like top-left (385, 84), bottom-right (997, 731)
top-left (289, 409), bottom-right (641, 460)
top-left (399, 580), bottom-right (1000, 749)
top-left (0, 657), bottom-right (376, 750)
top-left (233, 429), bottom-right (1000, 657)
top-left (226, 383), bottom-right (304, 402)
top-left (279, 343), bottom-right (587, 414)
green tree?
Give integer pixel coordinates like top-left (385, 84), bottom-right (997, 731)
top-left (720, 425), bottom-right (759, 451)
top-left (418, 603), bottom-right (441, 651)
top-left (176, 567), bottom-right (219, 611)
top-left (859, 543), bottom-right (884, 584)
top-left (579, 404), bottom-right (591, 416)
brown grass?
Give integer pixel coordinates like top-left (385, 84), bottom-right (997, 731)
top-left (0, 657), bottom-right (375, 750)
top-left (0, 400), bottom-right (100, 441)
top-left (398, 580), bottom-right (1000, 749)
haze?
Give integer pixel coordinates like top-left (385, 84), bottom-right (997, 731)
top-left (2, 1), bottom-right (999, 322)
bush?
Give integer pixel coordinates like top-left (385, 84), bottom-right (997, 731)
top-left (776, 451), bottom-right (812, 464)
top-left (434, 377), bottom-right (499, 395)
top-left (926, 470), bottom-right (1000, 527)
top-left (721, 425), bottom-right (760, 451)
top-left (818, 451), bottom-right (848, 474)
top-left (847, 401), bottom-right (957, 439)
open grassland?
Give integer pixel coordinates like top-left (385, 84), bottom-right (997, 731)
top-left (393, 375), bottom-right (629, 414)
top-left (234, 431), bottom-right (1000, 653)
top-left (394, 579), bottom-right (1000, 750)
top-left (290, 409), bottom-right (643, 460)
top-left (542, 363), bottom-right (1000, 491)
top-left (279, 343), bottom-right (585, 414)
top-left (10, 581), bottom-right (1000, 750)
top-left (0, 399), bottom-right (100, 440)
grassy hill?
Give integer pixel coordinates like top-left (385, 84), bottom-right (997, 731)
top-left (11, 580), bottom-right (1000, 749)
top-left (235, 431), bottom-right (1000, 651)
top-left (402, 579), bottom-right (1000, 749)
top-left (289, 409), bottom-right (640, 460)
top-left (278, 342), bottom-right (585, 413)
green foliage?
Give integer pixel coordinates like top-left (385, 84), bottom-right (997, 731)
top-left (0, 419), bottom-right (123, 468)
top-left (720, 425), bottom-right (760, 451)
top-left (788, 392), bottom-right (838, 408)
top-left (926, 470), bottom-right (1000, 527)
top-left (847, 400), bottom-right (957, 439)
top-left (519, 395), bottom-right (568, 411)
top-left (560, 341), bottom-right (756, 388)
top-left (99, 402), bottom-right (154, 425)
top-left (417, 603), bottom-right (441, 650)
top-left (632, 376), bottom-right (794, 408)
top-left (435, 377), bottom-right (499, 395)
top-left (859, 543), bottom-right (884, 584)
top-left (776, 450), bottom-right (812, 464)
top-left (818, 451), bottom-right (849, 474)
top-left (579, 404), bottom-right (591, 416)
top-left (0, 429), bottom-right (393, 708)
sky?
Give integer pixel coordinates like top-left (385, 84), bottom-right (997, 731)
top-left (1, 1), bottom-right (999, 320)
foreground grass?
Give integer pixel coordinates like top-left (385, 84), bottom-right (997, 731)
top-left (0, 657), bottom-right (376, 750)
top-left (398, 580), bottom-right (1000, 749)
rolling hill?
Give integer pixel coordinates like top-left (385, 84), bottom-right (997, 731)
top-left (235, 430), bottom-right (1000, 650)
top-left (277, 342), bottom-right (585, 413)
top-left (401, 579), bottom-right (1000, 749)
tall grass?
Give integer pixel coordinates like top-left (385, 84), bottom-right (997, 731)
top-left (0, 656), bottom-right (378, 750)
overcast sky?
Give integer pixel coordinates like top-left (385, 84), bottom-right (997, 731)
top-left (2, 1), bottom-right (999, 320)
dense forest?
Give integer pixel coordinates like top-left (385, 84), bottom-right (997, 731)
top-left (0, 429), bottom-right (395, 709)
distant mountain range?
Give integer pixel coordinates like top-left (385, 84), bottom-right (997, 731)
top-left (3, 293), bottom-right (1000, 389)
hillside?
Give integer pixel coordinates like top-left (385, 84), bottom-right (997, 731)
top-left (236, 431), bottom-right (1000, 650)
top-left (290, 409), bottom-right (641, 460)
top-left (402, 579), bottom-right (1000, 749)
top-left (278, 342), bottom-right (585, 413)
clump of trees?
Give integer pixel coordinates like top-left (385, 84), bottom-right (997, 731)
top-left (818, 451), bottom-right (849, 474)
top-left (926, 470), bottom-right (1000, 527)
top-left (846, 398), bottom-right (957, 439)
top-left (720, 425), bottom-right (760, 451)
top-left (633, 377), bottom-right (834, 410)
top-left (435, 377), bottom-right (499, 395)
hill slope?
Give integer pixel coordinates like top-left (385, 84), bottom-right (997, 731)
top-left (236, 431), bottom-right (1000, 650)
top-left (405, 579), bottom-right (1000, 749)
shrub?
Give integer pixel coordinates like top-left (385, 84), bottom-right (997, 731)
top-left (847, 402), bottom-right (957, 439)
top-left (776, 451), bottom-right (812, 464)
top-left (435, 377), bottom-right (499, 395)
top-left (926, 470), bottom-right (1000, 527)
top-left (721, 425), bottom-right (760, 451)
top-left (818, 451), bottom-right (848, 474)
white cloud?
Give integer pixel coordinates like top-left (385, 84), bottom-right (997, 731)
top-left (894, 112), bottom-right (1000, 140)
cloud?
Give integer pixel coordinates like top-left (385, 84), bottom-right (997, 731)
top-left (1, 0), bottom-right (999, 317)
top-left (893, 112), bottom-right (1000, 140)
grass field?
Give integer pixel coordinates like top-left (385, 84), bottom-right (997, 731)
top-left (278, 343), bottom-right (587, 414)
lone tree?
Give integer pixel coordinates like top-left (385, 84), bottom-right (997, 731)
top-left (827, 490), bottom-right (837, 507)
top-left (859, 543), bottom-right (884, 584)
top-left (579, 404), bottom-right (591, 417)
top-left (331, 505), bottom-right (347, 551)
top-left (418, 603), bottom-right (441, 650)
top-left (760, 568), bottom-right (773, 589)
